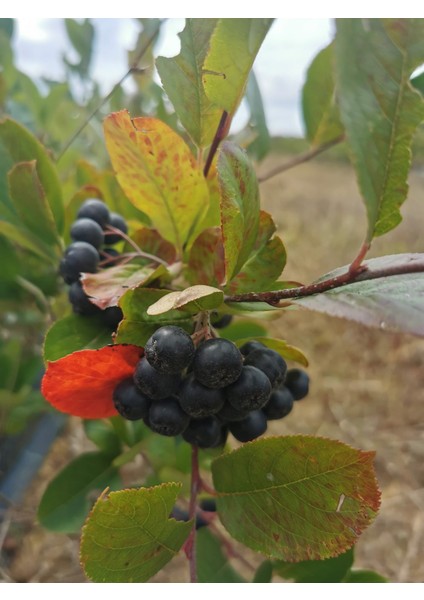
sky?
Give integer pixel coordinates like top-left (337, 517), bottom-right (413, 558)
top-left (13, 18), bottom-right (334, 137)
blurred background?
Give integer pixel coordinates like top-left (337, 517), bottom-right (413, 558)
top-left (0, 18), bottom-right (423, 583)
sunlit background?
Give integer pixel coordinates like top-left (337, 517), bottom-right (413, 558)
top-left (14, 18), bottom-right (333, 136)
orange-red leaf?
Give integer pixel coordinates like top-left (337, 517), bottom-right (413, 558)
top-left (41, 345), bottom-right (143, 419)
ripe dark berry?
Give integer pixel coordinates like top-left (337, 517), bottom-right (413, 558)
top-left (229, 410), bottom-right (268, 443)
top-left (59, 242), bottom-right (99, 284)
top-left (182, 416), bottom-right (222, 448)
top-left (77, 199), bottom-right (110, 228)
top-left (211, 312), bottom-right (233, 329)
top-left (225, 365), bottom-right (271, 412)
top-left (199, 498), bottom-right (217, 512)
top-left (70, 218), bottom-right (104, 249)
top-left (102, 306), bottom-right (123, 331)
top-left (113, 378), bottom-right (151, 421)
top-left (244, 348), bottom-right (286, 387)
top-left (134, 357), bottom-right (181, 400)
top-left (68, 282), bottom-right (101, 316)
top-left (146, 396), bottom-right (189, 436)
top-left (104, 212), bottom-right (128, 245)
top-left (285, 369), bottom-right (310, 400)
top-left (179, 373), bottom-right (225, 418)
top-left (216, 401), bottom-right (251, 423)
top-left (145, 326), bottom-right (195, 374)
top-left (193, 338), bottom-right (243, 389)
top-left (239, 340), bottom-right (265, 356)
top-left (262, 387), bottom-right (294, 420)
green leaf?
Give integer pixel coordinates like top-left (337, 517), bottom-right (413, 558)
top-left (344, 569), bottom-right (388, 583)
top-left (8, 161), bottom-right (61, 252)
top-left (83, 420), bottom-right (122, 458)
top-left (274, 548), bottom-right (354, 582)
top-left (253, 560), bottom-right (273, 583)
top-left (0, 220), bottom-right (57, 263)
top-left (116, 288), bottom-right (193, 346)
top-left (43, 314), bottom-right (113, 362)
top-left (0, 117), bottom-right (64, 233)
top-left (235, 337), bottom-right (309, 367)
top-left (64, 18), bottom-right (94, 77)
top-left (212, 435), bottom-right (381, 561)
top-left (147, 285), bottom-right (224, 316)
top-left (82, 263), bottom-right (168, 309)
top-left (156, 19), bottom-right (221, 148)
top-left (225, 210), bottom-right (286, 294)
top-left (203, 19), bottom-right (273, 115)
top-left (246, 71), bottom-right (271, 160)
top-left (103, 112), bottom-right (209, 255)
top-left (80, 482), bottom-right (192, 583)
top-left (302, 43), bottom-right (343, 146)
top-left (37, 452), bottom-right (121, 533)
top-left (335, 19), bottom-right (424, 241)
top-left (215, 319), bottom-right (268, 341)
top-left (196, 528), bottom-right (245, 583)
top-left (186, 227), bottom-right (226, 287)
top-left (218, 142), bottom-right (260, 282)
top-left (293, 254), bottom-right (424, 337)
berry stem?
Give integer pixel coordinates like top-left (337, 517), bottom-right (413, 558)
top-left (104, 225), bottom-right (169, 267)
top-left (185, 444), bottom-right (200, 583)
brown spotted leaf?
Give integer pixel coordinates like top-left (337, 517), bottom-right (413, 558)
top-left (186, 227), bottom-right (225, 287)
top-left (212, 436), bottom-right (380, 561)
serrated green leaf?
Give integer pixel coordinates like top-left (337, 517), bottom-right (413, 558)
top-left (43, 314), bottom-right (113, 362)
top-left (225, 210), bottom-right (286, 294)
top-left (156, 19), bottom-right (221, 148)
top-left (197, 528), bottom-right (245, 583)
top-left (344, 569), bottom-right (388, 582)
top-left (235, 337), bottom-right (309, 367)
top-left (38, 452), bottom-right (121, 533)
top-left (103, 111), bottom-right (209, 255)
top-left (80, 483), bottom-right (192, 582)
top-left (8, 161), bottom-right (61, 253)
top-left (335, 19), bottom-right (424, 241)
top-left (302, 43), bottom-right (343, 146)
top-left (218, 142), bottom-right (260, 282)
top-left (293, 254), bottom-right (424, 337)
top-left (0, 117), bottom-right (64, 233)
top-left (212, 436), bottom-right (380, 561)
top-left (203, 19), bottom-right (273, 115)
top-left (274, 548), bottom-right (354, 582)
top-left (147, 285), bottom-right (224, 316)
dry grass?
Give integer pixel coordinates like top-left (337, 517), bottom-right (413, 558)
top-left (2, 155), bottom-right (424, 583)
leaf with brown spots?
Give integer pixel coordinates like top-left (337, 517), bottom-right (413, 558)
top-left (80, 483), bottom-right (192, 582)
top-left (186, 227), bottom-right (225, 287)
top-left (103, 111), bottom-right (209, 255)
top-left (130, 227), bottom-right (177, 265)
top-left (81, 263), bottom-right (168, 309)
top-left (41, 344), bottom-right (143, 419)
top-left (212, 436), bottom-right (380, 561)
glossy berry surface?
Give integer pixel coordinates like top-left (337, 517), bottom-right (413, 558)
top-left (225, 365), bottom-right (271, 412)
top-left (182, 416), bottom-right (222, 448)
top-left (179, 373), bottom-right (225, 418)
top-left (77, 199), bottom-right (110, 228)
top-left (113, 378), bottom-right (151, 421)
top-left (285, 369), bottom-right (310, 400)
top-left (147, 396), bottom-right (189, 436)
top-left (104, 212), bottom-right (128, 245)
top-left (68, 282), bottom-right (101, 316)
top-left (133, 357), bottom-right (181, 400)
top-left (70, 218), bottom-right (104, 249)
top-left (229, 410), bottom-right (268, 443)
top-left (145, 325), bottom-right (195, 374)
top-left (244, 348), bottom-right (286, 387)
top-left (193, 338), bottom-right (243, 389)
top-left (211, 312), bottom-right (233, 329)
top-left (262, 387), bottom-right (294, 420)
top-left (59, 242), bottom-right (99, 284)
top-left (239, 340), bottom-right (265, 356)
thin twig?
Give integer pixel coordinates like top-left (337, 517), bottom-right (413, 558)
top-left (57, 21), bottom-right (164, 161)
top-left (225, 254), bottom-right (424, 304)
top-left (104, 226), bottom-right (169, 267)
top-left (258, 134), bottom-right (345, 183)
top-left (203, 111), bottom-right (230, 178)
top-left (184, 445), bottom-right (200, 583)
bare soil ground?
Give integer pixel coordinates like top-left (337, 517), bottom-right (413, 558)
top-left (1, 155), bottom-right (423, 583)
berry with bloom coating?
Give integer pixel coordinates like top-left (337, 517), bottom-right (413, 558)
top-left (145, 325), bottom-right (195, 374)
top-left (193, 338), bottom-right (243, 389)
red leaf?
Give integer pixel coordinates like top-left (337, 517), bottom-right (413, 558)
top-left (41, 345), bottom-right (144, 419)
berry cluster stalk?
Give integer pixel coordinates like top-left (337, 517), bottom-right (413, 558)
top-left (186, 445), bottom-right (200, 583)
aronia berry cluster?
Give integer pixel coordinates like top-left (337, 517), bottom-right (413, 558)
top-left (59, 198), bottom-right (127, 330)
top-left (112, 325), bottom-right (309, 448)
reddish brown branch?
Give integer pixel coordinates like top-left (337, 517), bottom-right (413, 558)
top-left (203, 111), bottom-right (231, 178)
top-left (258, 134), bottom-right (345, 183)
top-left (225, 255), bottom-right (424, 305)
top-left (184, 445), bottom-right (200, 583)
